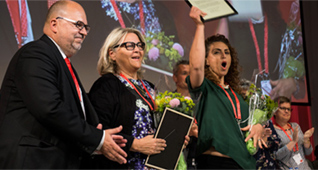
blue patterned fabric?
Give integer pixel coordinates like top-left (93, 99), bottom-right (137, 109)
top-left (254, 120), bottom-right (281, 169)
top-left (116, 75), bottom-right (155, 169)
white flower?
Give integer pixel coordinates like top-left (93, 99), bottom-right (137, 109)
top-left (136, 99), bottom-right (149, 111)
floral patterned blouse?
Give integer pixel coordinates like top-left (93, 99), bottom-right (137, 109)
top-left (254, 120), bottom-right (281, 170)
top-left (116, 75), bottom-right (156, 169)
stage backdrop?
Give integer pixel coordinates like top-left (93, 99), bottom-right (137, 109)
top-left (0, 0), bottom-right (310, 104)
top-left (0, 0), bottom-right (316, 160)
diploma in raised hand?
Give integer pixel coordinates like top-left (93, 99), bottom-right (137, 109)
top-left (186, 0), bottom-right (238, 22)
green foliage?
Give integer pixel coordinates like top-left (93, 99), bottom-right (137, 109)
top-left (245, 132), bottom-right (257, 155)
top-left (283, 56), bottom-right (305, 79)
top-left (244, 84), bottom-right (278, 155)
top-left (145, 31), bottom-right (182, 70)
top-left (245, 84), bottom-right (278, 122)
top-left (283, 20), bottom-right (305, 80)
top-left (176, 153), bottom-right (187, 170)
top-left (155, 91), bottom-right (195, 117)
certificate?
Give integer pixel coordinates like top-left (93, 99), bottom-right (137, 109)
top-left (145, 108), bottom-right (194, 170)
top-left (186, 0), bottom-right (238, 22)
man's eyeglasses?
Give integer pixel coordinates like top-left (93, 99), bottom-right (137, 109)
top-left (113, 42), bottom-right (145, 51)
top-left (279, 107), bottom-right (293, 112)
top-left (56, 17), bottom-right (90, 33)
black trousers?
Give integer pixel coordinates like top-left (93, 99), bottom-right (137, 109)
top-left (197, 154), bottom-right (243, 169)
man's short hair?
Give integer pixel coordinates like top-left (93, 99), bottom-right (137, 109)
top-left (276, 96), bottom-right (291, 104)
top-left (173, 60), bottom-right (189, 76)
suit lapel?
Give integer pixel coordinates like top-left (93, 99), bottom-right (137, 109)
top-left (72, 58), bottom-right (99, 124)
top-left (40, 35), bottom-right (85, 119)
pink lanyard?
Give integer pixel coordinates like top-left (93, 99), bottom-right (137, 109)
top-left (120, 73), bottom-right (154, 111)
top-left (218, 85), bottom-right (241, 120)
top-left (249, 14), bottom-right (269, 74)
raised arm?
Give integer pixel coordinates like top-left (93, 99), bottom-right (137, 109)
top-left (189, 7), bottom-right (207, 89)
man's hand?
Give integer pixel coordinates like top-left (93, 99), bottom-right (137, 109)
top-left (112, 134), bottom-right (127, 148)
top-left (100, 126), bottom-right (127, 164)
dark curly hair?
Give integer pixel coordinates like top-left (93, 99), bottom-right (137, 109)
top-left (204, 34), bottom-right (242, 94)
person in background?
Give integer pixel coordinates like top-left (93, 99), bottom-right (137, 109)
top-left (187, 6), bottom-right (264, 169)
top-left (173, 60), bottom-right (190, 97)
top-left (0, 1), bottom-right (127, 169)
top-left (240, 78), bottom-right (281, 169)
top-left (239, 73), bottom-right (281, 169)
top-left (240, 79), bottom-right (252, 100)
top-left (274, 96), bottom-right (314, 169)
top-left (87, 27), bottom-right (191, 169)
top-left (173, 60), bottom-right (198, 169)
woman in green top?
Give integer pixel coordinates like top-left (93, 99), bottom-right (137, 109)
top-left (187, 7), bottom-right (265, 169)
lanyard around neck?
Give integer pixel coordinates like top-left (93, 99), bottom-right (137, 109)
top-left (110, 0), bottom-right (145, 34)
top-left (276, 123), bottom-right (299, 152)
top-left (218, 85), bottom-right (241, 120)
top-left (249, 14), bottom-right (268, 74)
top-left (120, 73), bottom-right (154, 111)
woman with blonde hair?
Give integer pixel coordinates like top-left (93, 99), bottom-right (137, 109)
top-left (87, 27), bottom-right (167, 169)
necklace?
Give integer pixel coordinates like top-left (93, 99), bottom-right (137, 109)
top-left (132, 80), bottom-right (146, 97)
top-left (275, 123), bottom-right (299, 152)
top-left (120, 73), bottom-right (155, 111)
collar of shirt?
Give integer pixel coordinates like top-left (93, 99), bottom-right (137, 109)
top-left (47, 35), bottom-right (67, 60)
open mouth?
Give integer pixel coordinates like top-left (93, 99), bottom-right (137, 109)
top-left (221, 61), bottom-right (227, 69)
top-left (132, 57), bottom-right (140, 60)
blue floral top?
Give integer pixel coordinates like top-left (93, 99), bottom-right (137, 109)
top-left (254, 120), bottom-right (281, 170)
top-left (116, 75), bottom-right (155, 169)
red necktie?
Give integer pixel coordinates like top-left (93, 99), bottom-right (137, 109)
top-left (65, 58), bottom-right (81, 101)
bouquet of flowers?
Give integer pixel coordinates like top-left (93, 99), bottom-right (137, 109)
top-left (154, 91), bottom-right (196, 170)
top-left (155, 91), bottom-right (195, 118)
top-left (244, 84), bottom-right (278, 155)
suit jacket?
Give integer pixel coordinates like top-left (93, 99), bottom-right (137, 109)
top-left (0, 35), bottom-right (103, 169)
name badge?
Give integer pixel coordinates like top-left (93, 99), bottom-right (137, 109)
top-left (293, 153), bottom-right (303, 165)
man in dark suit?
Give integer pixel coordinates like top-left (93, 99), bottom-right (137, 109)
top-left (0, 1), bottom-right (127, 168)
